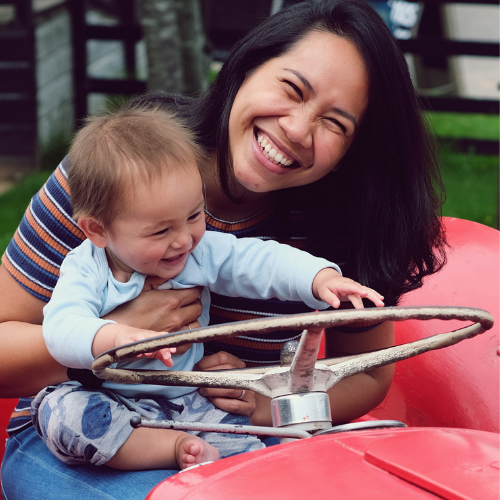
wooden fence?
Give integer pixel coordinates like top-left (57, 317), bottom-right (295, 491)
top-left (0, 0), bottom-right (498, 161)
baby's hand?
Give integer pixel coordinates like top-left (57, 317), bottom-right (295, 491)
top-left (115, 328), bottom-right (177, 367)
top-left (93, 324), bottom-right (176, 367)
top-left (312, 268), bottom-right (384, 309)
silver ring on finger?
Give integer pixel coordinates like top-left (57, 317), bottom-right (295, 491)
top-left (237, 390), bottom-right (246, 400)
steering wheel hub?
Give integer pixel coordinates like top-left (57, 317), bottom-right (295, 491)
top-left (271, 392), bottom-right (332, 431)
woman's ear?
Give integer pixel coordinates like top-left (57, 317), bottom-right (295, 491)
top-left (78, 217), bottom-right (108, 248)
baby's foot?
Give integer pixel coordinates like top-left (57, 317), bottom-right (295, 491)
top-left (176, 434), bottom-right (220, 469)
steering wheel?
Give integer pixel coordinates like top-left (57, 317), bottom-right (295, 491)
top-left (92, 306), bottom-right (493, 438)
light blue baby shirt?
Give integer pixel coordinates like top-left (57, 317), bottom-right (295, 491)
top-left (43, 231), bottom-right (340, 399)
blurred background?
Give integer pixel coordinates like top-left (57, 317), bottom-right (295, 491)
top-left (0, 0), bottom-right (498, 255)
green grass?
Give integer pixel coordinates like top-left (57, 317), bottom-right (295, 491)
top-left (426, 112), bottom-right (499, 229)
top-left (0, 171), bottom-right (52, 254)
top-left (426, 113), bottom-right (500, 141)
top-left (426, 112), bottom-right (499, 140)
top-left (440, 149), bottom-right (498, 228)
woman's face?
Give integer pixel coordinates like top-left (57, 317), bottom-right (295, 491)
top-left (228, 30), bottom-right (369, 193)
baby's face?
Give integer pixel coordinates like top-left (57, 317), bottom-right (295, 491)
top-left (105, 166), bottom-right (205, 281)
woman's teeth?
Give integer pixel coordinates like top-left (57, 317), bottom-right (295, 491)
top-left (257, 133), bottom-right (294, 166)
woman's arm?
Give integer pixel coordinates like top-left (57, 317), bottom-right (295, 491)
top-left (324, 320), bottom-right (394, 424)
top-left (251, 321), bottom-right (394, 427)
top-left (0, 264), bottom-right (203, 397)
top-left (0, 265), bottom-right (65, 397)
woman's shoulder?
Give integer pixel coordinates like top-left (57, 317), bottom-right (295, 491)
top-left (1, 159), bottom-right (85, 303)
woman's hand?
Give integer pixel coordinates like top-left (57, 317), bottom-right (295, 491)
top-left (104, 285), bottom-right (202, 355)
top-left (194, 352), bottom-right (256, 418)
top-left (92, 324), bottom-right (177, 366)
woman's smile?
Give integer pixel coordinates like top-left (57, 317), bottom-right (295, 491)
top-left (252, 127), bottom-right (301, 176)
top-left (255, 129), bottom-right (296, 168)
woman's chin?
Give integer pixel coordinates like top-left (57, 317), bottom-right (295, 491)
top-left (235, 172), bottom-right (276, 194)
top-left (234, 160), bottom-right (294, 193)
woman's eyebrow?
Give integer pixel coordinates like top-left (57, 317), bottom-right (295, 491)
top-left (283, 68), bottom-right (358, 131)
top-left (283, 68), bottom-right (314, 93)
top-left (330, 106), bottom-right (359, 131)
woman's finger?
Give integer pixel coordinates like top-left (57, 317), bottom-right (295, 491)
top-left (170, 320), bottom-right (201, 355)
top-left (194, 351), bottom-right (246, 372)
top-left (202, 390), bottom-right (256, 418)
top-left (180, 320), bottom-right (200, 331)
top-left (198, 387), bottom-right (245, 400)
top-left (172, 343), bottom-right (193, 355)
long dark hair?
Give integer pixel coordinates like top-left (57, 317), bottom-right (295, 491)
top-left (131, 0), bottom-right (447, 305)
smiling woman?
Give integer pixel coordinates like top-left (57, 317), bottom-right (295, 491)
top-left (227, 32), bottom-right (369, 193)
top-left (0, 1), bottom-right (447, 498)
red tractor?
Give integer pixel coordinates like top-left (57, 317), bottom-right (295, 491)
top-left (94, 217), bottom-right (499, 500)
top-left (1, 217), bottom-right (498, 499)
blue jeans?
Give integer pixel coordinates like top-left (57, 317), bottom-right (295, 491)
top-left (1, 426), bottom-right (279, 500)
top-left (1, 426), bottom-right (177, 500)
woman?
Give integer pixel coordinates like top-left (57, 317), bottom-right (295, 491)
top-left (0, 1), bottom-right (446, 498)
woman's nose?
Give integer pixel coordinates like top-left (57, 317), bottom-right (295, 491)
top-left (278, 113), bottom-right (313, 149)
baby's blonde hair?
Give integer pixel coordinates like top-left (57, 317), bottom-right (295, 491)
top-left (67, 105), bottom-right (205, 229)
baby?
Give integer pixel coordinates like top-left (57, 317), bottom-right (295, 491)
top-left (32, 106), bottom-right (384, 471)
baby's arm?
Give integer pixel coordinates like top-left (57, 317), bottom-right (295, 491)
top-left (92, 323), bottom-right (176, 366)
top-left (43, 246), bottom-right (175, 369)
top-left (201, 233), bottom-right (381, 310)
top-left (312, 268), bottom-right (384, 309)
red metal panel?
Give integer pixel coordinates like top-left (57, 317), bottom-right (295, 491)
top-left (368, 218), bottom-right (499, 432)
top-left (147, 432), bottom-right (439, 500)
top-left (0, 398), bottom-right (17, 463)
top-left (148, 428), bottom-right (499, 500)
top-left (364, 429), bottom-right (500, 500)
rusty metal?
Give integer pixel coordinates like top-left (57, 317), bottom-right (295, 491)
top-left (131, 417), bottom-right (311, 440)
top-left (92, 306), bottom-right (494, 400)
top-left (289, 327), bottom-right (323, 393)
top-left (91, 305), bottom-right (493, 441)
top-left (315, 420), bottom-right (407, 435)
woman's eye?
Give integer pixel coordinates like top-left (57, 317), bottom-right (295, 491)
top-left (325, 117), bottom-right (347, 134)
top-left (284, 80), bottom-right (303, 100)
